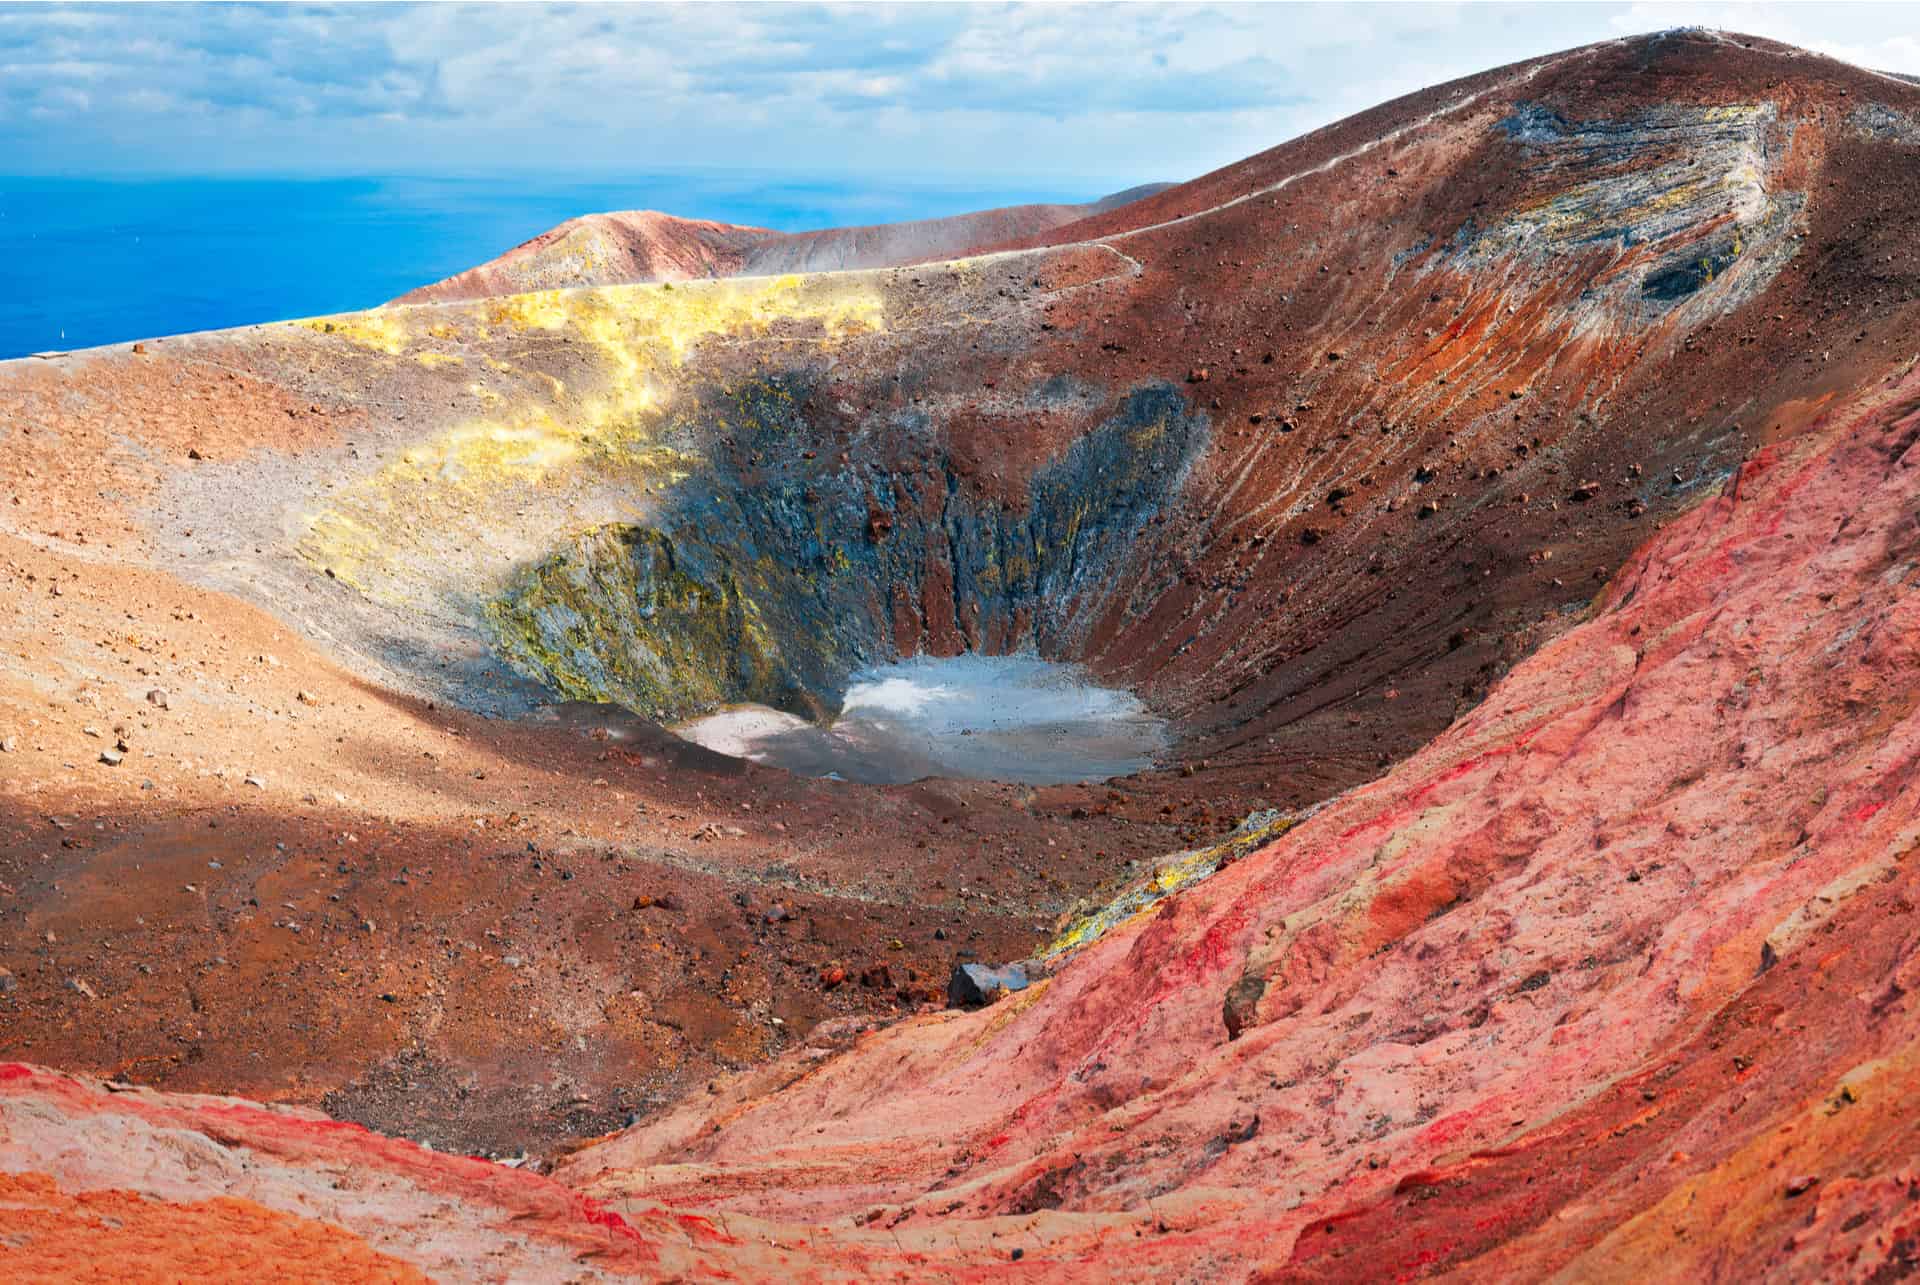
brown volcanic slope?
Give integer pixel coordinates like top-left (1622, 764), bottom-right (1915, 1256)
top-left (722, 183), bottom-right (1172, 277)
top-left (6, 27), bottom-right (1920, 1279)
top-left (391, 184), bottom-right (1172, 303)
top-left (391, 210), bottom-right (780, 303)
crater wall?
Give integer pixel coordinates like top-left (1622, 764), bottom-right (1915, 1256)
top-left (487, 384), bottom-right (1207, 721)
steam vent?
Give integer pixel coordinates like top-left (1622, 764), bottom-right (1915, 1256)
top-left (12, 28), bottom-right (1920, 1280)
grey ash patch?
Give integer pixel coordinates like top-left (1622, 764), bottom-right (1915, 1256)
top-left (1458, 102), bottom-right (1806, 326)
top-left (1498, 102), bottom-right (1569, 144)
top-left (1849, 104), bottom-right (1920, 144)
top-left (322, 1046), bottom-right (645, 1160)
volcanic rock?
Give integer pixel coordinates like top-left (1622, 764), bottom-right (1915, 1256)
top-left (4, 27), bottom-right (1920, 1282)
top-left (947, 961), bottom-right (1030, 1007)
top-left (392, 185), bottom-right (1171, 304)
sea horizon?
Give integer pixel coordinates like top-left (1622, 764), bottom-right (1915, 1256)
top-left (0, 170), bottom-right (1139, 359)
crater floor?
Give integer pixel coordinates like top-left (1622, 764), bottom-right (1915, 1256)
top-left (673, 654), bottom-right (1169, 786)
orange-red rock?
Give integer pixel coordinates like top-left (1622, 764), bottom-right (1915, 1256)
top-left (556, 355), bottom-right (1920, 1278)
top-left (6, 27), bottom-right (1920, 1282)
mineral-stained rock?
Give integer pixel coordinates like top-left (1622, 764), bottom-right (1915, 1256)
top-left (6, 26), bottom-right (1920, 1282)
top-left (0, 1063), bottom-right (969, 1279)
top-left (556, 351), bottom-right (1920, 1280)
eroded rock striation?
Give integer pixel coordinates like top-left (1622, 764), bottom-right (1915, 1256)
top-left (560, 355), bottom-right (1920, 1278)
top-left (488, 382), bottom-right (1207, 722)
top-left (6, 27), bottom-right (1920, 1280)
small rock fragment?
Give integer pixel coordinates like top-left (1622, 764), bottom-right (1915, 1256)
top-left (147, 689), bottom-right (169, 709)
top-left (948, 961), bottom-right (1030, 1008)
top-left (99, 748), bottom-right (123, 766)
top-left (1223, 969), bottom-right (1268, 1039)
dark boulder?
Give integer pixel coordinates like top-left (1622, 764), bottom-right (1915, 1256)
top-left (947, 961), bottom-right (1030, 1008)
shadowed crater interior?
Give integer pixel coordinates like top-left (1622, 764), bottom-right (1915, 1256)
top-left (483, 382), bottom-right (1206, 782)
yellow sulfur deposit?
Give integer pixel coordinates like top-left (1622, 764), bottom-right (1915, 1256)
top-left (291, 274), bottom-right (886, 601)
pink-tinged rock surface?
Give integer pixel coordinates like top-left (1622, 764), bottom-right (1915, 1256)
top-left (555, 361), bottom-right (1920, 1279)
top-left (0, 1061), bottom-right (693, 1279)
top-left (0, 1062), bottom-right (1010, 1280)
top-left (9, 27), bottom-right (1920, 1282)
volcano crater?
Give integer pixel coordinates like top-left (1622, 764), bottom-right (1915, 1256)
top-left (479, 378), bottom-right (1206, 782)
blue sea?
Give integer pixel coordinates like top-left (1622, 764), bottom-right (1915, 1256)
top-left (0, 173), bottom-right (1117, 360)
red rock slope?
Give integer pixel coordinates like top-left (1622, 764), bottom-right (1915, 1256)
top-left (391, 185), bottom-right (1170, 303)
top-left (563, 329), bottom-right (1920, 1277)
top-left (9, 329), bottom-right (1920, 1281)
top-left (0, 1062), bottom-right (939, 1279)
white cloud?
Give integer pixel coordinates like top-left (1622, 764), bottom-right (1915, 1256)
top-left (1609, 2), bottom-right (1920, 74)
top-left (2, 2), bottom-right (1918, 183)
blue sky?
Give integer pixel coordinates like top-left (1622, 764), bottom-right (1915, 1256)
top-left (4, 2), bottom-right (1920, 187)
